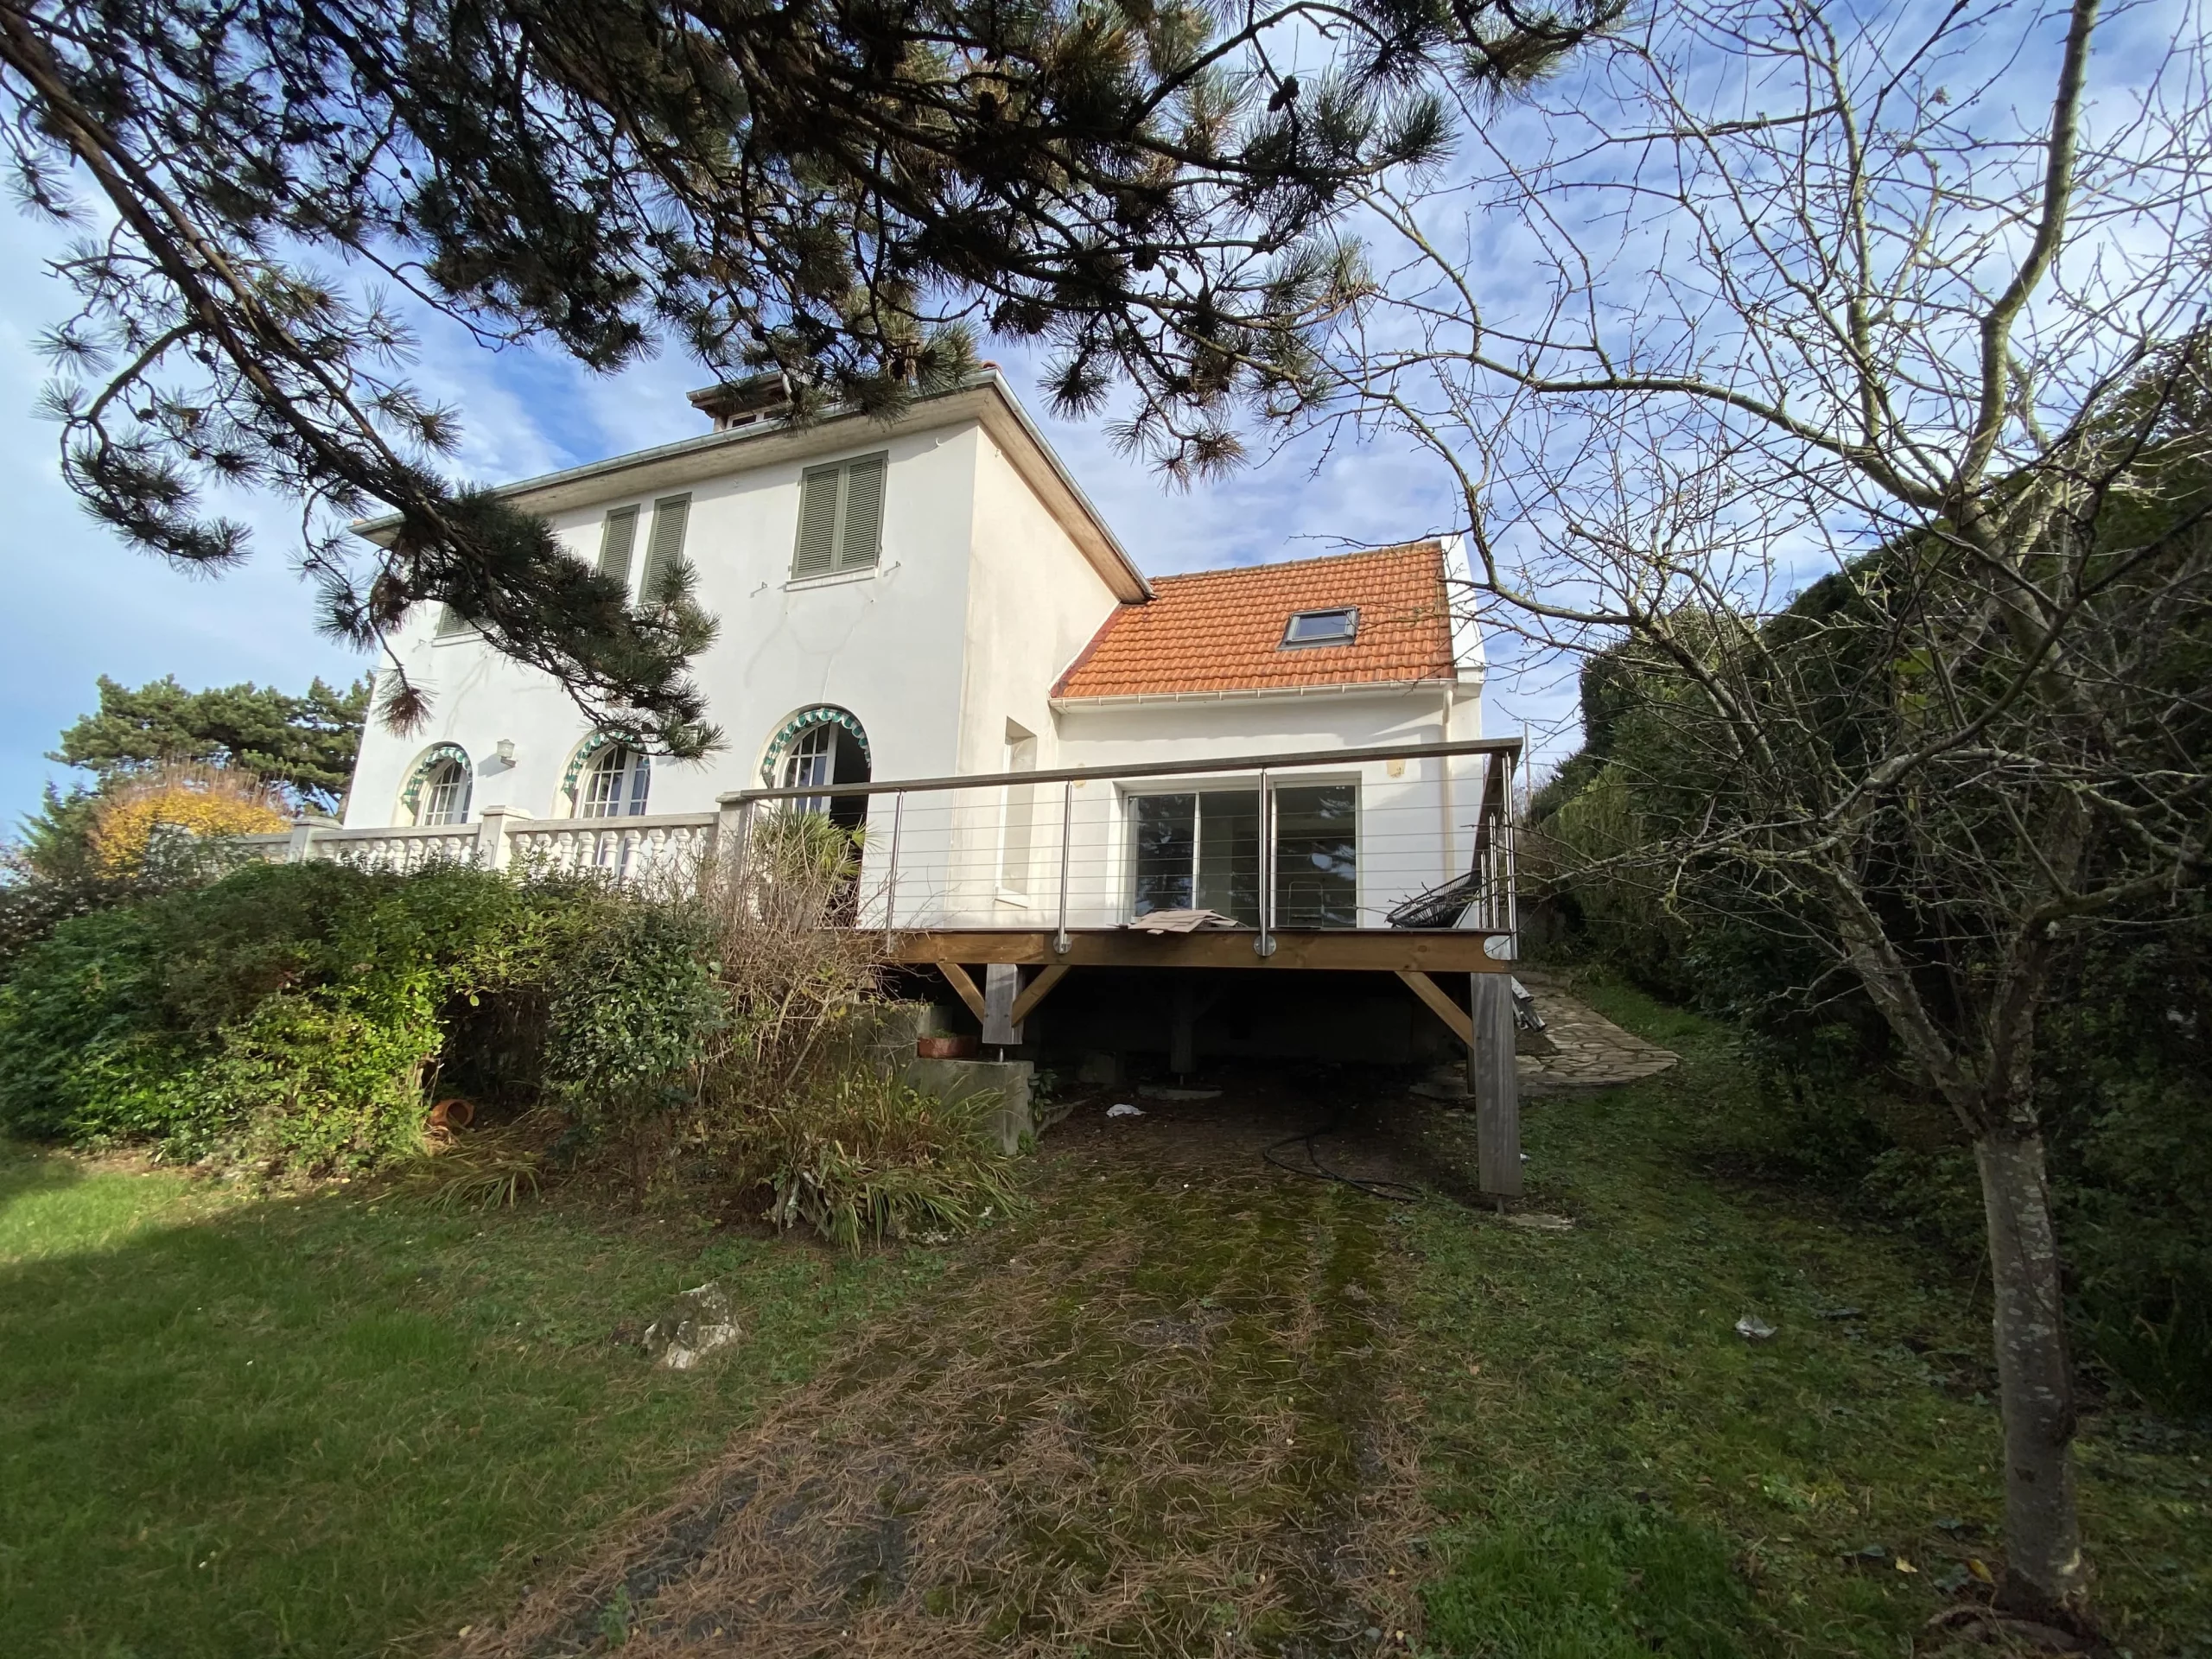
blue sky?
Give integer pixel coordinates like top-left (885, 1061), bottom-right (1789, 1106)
top-left (0, 214), bottom-right (1575, 833)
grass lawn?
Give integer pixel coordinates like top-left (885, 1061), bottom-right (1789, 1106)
top-left (0, 1148), bottom-right (936, 1658)
top-left (1404, 973), bottom-right (2212, 1657)
top-left (3, 978), bottom-right (2206, 1657)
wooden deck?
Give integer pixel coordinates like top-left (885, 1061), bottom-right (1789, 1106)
top-left (879, 926), bottom-right (1516, 973)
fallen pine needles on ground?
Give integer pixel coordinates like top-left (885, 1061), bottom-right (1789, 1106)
top-left (460, 1150), bottom-right (1423, 1659)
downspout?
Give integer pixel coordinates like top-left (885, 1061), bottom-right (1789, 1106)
top-left (1440, 683), bottom-right (1458, 881)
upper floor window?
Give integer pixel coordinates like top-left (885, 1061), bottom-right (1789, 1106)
top-left (597, 494), bottom-right (692, 604)
top-left (791, 454), bottom-right (887, 579)
top-left (1281, 607), bottom-right (1359, 648)
top-left (578, 744), bottom-right (651, 817)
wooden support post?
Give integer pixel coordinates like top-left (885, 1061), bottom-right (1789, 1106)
top-left (1395, 969), bottom-right (1473, 1046)
top-left (1168, 976), bottom-right (1198, 1075)
top-left (1009, 963), bottom-right (1071, 1027)
top-left (938, 963), bottom-right (988, 1025)
top-left (1471, 971), bottom-right (1522, 1196)
top-left (982, 963), bottom-right (1023, 1046)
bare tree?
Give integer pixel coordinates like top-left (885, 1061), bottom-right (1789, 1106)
top-left (1254, 0), bottom-right (2212, 1628)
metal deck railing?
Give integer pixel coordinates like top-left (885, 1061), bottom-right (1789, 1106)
top-left (236, 737), bottom-right (1522, 958)
top-left (723, 735), bottom-right (1522, 957)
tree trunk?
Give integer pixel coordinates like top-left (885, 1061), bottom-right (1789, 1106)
top-left (1975, 1125), bottom-right (2090, 1623)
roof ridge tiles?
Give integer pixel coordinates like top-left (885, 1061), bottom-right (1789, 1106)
top-left (1146, 537), bottom-right (1444, 585)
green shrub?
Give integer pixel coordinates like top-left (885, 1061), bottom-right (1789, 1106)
top-left (0, 850), bottom-right (1027, 1246)
top-left (208, 995), bottom-right (445, 1170)
top-left (540, 900), bottom-right (724, 1139)
top-left (0, 861), bottom-right (574, 1172)
top-left (1536, 632), bottom-right (2212, 1410)
top-left (2064, 1072), bottom-right (2212, 1411)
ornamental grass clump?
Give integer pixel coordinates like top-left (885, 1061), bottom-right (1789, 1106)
top-left (734, 1071), bottom-right (1022, 1255)
top-left (685, 807), bottom-right (1023, 1251)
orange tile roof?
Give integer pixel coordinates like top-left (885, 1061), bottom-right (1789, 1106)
top-left (1052, 540), bottom-right (1458, 700)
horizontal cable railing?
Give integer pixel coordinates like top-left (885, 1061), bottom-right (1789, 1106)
top-left (728, 736), bottom-right (1521, 954)
top-left (219, 737), bottom-right (1522, 953)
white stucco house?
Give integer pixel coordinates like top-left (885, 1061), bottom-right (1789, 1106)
top-left (336, 370), bottom-right (1506, 940)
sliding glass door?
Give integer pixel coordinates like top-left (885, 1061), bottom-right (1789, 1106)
top-left (1128, 784), bottom-right (1357, 927)
top-left (1274, 785), bottom-right (1358, 927)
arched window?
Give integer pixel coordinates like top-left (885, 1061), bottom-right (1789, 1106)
top-left (400, 744), bottom-right (473, 826)
top-left (577, 744), bottom-right (651, 818)
top-left (760, 707), bottom-right (869, 826)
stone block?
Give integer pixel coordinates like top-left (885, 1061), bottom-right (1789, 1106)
top-left (827, 1001), bottom-right (937, 1073)
top-left (641, 1282), bottom-right (738, 1370)
top-left (901, 1056), bottom-right (1034, 1155)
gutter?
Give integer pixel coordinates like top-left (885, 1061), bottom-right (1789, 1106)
top-left (1051, 674), bottom-right (1483, 713)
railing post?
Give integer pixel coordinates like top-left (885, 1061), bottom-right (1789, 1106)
top-left (882, 791), bottom-right (903, 932)
top-left (1255, 766), bottom-right (1276, 957)
top-left (1503, 750), bottom-right (1522, 954)
top-left (1054, 780), bottom-right (1073, 956)
top-left (286, 814), bottom-right (335, 863)
top-left (475, 806), bottom-right (528, 871)
top-left (715, 792), bottom-right (755, 884)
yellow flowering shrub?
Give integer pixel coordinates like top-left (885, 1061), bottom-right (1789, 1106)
top-left (90, 765), bottom-right (289, 874)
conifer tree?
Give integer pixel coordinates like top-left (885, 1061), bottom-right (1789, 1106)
top-left (50, 674), bottom-right (370, 810)
top-left (0, 0), bottom-right (1611, 751)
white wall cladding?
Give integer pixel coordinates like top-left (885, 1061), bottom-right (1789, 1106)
top-left (338, 378), bottom-right (1494, 924)
top-left (346, 419), bottom-right (988, 830)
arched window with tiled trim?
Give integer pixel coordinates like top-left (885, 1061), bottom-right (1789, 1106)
top-left (759, 706), bottom-right (870, 827)
top-left (562, 733), bottom-right (652, 818)
top-left (400, 743), bottom-right (474, 826)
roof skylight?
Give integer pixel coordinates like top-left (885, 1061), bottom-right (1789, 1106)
top-left (1281, 607), bottom-right (1359, 648)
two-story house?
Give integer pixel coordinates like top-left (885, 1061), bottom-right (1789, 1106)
top-left (328, 369), bottom-right (1523, 1081)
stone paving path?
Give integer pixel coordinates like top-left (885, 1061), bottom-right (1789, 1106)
top-left (1513, 970), bottom-right (1678, 1095)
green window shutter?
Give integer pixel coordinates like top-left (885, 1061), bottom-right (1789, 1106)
top-left (837, 454), bottom-right (886, 570)
top-left (639, 493), bottom-right (690, 603)
top-left (435, 604), bottom-right (471, 636)
top-left (597, 505), bottom-right (639, 591)
top-left (793, 464), bottom-right (840, 578)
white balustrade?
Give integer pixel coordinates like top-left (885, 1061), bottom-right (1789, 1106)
top-left (504, 814), bottom-right (715, 883)
top-left (308, 824), bottom-right (485, 873)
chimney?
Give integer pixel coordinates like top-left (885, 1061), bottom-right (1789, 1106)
top-left (687, 371), bottom-right (792, 432)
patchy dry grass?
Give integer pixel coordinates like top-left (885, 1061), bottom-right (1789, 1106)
top-left (0, 1140), bottom-right (935, 1659)
top-left (10, 979), bottom-right (2207, 1659)
top-left (465, 1128), bottom-right (1423, 1658)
